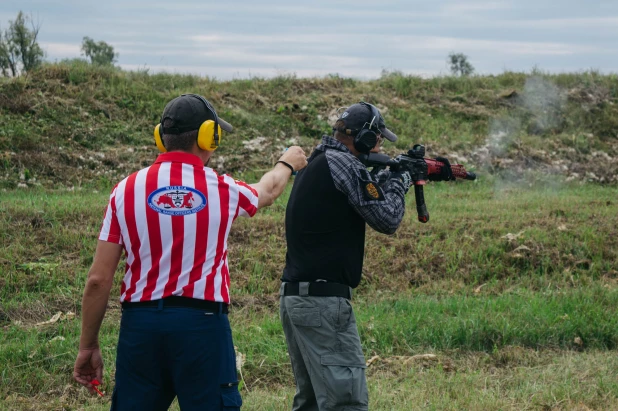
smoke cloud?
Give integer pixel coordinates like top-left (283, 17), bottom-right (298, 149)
top-left (473, 76), bottom-right (568, 186)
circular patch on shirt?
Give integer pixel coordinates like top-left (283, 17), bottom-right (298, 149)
top-left (147, 186), bottom-right (206, 216)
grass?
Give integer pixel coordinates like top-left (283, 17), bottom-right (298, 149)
top-left (230, 288), bottom-right (618, 384)
top-left (243, 350), bottom-right (618, 411)
top-left (4, 349), bottom-right (618, 410)
top-left (1, 180), bottom-right (617, 409)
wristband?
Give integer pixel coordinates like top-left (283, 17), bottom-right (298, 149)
top-left (276, 160), bottom-right (295, 174)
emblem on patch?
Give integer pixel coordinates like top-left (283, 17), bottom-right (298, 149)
top-left (147, 186), bottom-right (206, 216)
top-left (366, 183), bottom-right (380, 199)
top-left (360, 177), bottom-right (385, 201)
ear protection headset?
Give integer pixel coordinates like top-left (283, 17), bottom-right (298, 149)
top-left (352, 102), bottom-right (381, 154)
top-left (153, 94), bottom-right (223, 153)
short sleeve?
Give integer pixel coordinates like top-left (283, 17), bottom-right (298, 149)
top-left (233, 179), bottom-right (259, 218)
top-left (98, 185), bottom-right (123, 244)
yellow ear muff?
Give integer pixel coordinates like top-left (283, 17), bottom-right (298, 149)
top-left (197, 120), bottom-right (223, 151)
top-left (154, 124), bottom-right (167, 153)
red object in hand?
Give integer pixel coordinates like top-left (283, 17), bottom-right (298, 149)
top-left (90, 379), bottom-right (104, 397)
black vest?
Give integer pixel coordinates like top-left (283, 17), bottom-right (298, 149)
top-left (282, 151), bottom-right (366, 288)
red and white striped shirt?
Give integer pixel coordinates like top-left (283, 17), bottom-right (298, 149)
top-left (98, 152), bottom-right (259, 304)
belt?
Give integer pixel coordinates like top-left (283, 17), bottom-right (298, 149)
top-left (281, 282), bottom-right (352, 300)
top-left (121, 296), bottom-right (229, 313)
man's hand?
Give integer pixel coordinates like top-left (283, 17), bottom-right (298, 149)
top-left (251, 146), bottom-right (307, 209)
top-left (74, 347), bottom-right (104, 395)
top-left (428, 156), bottom-right (455, 181)
top-left (390, 170), bottom-right (412, 194)
top-left (277, 146), bottom-right (307, 172)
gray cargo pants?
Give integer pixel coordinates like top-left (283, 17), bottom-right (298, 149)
top-left (279, 282), bottom-right (368, 411)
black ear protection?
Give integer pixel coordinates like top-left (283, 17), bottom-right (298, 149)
top-left (353, 102), bottom-right (381, 154)
top-left (154, 94), bottom-right (222, 152)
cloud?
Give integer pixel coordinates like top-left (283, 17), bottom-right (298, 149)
top-left (442, 1), bottom-right (512, 13)
top-left (40, 42), bottom-right (81, 57)
top-left (117, 63), bottom-right (381, 80)
top-left (187, 33), bottom-right (605, 59)
top-left (197, 49), bottom-right (364, 67)
top-left (502, 17), bottom-right (618, 29)
top-left (189, 33), bottom-right (561, 55)
top-left (393, 36), bottom-right (607, 55)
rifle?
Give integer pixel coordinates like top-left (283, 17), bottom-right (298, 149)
top-left (358, 144), bottom-right (476, 223)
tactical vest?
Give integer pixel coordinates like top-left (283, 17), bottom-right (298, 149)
top-left (282, 151), bottom-right (366, 288)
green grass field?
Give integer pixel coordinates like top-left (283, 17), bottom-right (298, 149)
top-left (1, 180), bottom-right (617, 410)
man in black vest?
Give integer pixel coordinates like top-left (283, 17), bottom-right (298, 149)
top-left (280, 102), bottom-right (418, 410)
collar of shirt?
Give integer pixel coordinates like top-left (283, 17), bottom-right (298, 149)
top-left (154, 151), bottom-right (204, 167)
top-left (308, 135), bottom-right (352, 163)
top-left (316, 135), bottom-right (351, 154)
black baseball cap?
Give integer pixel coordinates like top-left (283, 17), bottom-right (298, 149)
top-left (334, 102), bottom-right (397, 142)
top-left (160, 94), bottom-right (233, 135)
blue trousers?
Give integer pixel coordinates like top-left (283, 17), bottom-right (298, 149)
top-left (110, 305), bottom-right (242, 411)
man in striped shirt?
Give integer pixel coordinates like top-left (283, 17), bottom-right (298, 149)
top-left (73, 94), bottom-right (307, 410)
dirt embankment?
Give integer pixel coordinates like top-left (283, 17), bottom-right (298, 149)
top-left (1, 66), bottom-right (617, 188)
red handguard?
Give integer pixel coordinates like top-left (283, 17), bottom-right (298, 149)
top-left (424, 158), bottom-right (476, 180)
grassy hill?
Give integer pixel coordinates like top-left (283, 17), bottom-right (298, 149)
top-left (1, 61), bottom-right (617, 188)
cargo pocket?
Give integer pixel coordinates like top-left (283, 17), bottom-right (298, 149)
top-left (337, 298), bottom-right (354, 330)
top-left (321, 352), bottom-right (368, 407)
top-left (220, 383), bottom-right (242, 411)
top-left (291, 308), bottom-right (321, 327)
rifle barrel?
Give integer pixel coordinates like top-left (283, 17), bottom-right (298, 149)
top-left (452, 165), bottom-right (476, 180)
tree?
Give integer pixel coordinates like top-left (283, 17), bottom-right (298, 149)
top-left (0, 11), bottom-right (44, 76)
top-left (448, 52), bottom-right (475, 77)
top-left (81, 37), bottom-right (118, 65)
top-left (0, 30), bottom-right (14, 76)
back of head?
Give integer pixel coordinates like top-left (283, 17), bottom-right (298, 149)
top-left (332, 102), bottom-right (398, 153)
top-left (332, 102), bottom-right (398, 143)
top-left (161, 119), bottom-right (197, 151)
top-left (155, 94), bottom-right (233, 153)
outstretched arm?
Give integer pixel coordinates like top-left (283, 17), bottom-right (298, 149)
top-left (251, 146), bottom-right (307, 209)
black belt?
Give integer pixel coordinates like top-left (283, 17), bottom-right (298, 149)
top-left (121, 296), bottom-right (229, 313)
top-left (282, 282), bottom-right (352, 300)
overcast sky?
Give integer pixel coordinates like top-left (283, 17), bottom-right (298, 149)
top-left (1, 0), bottom-right (616, 80)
